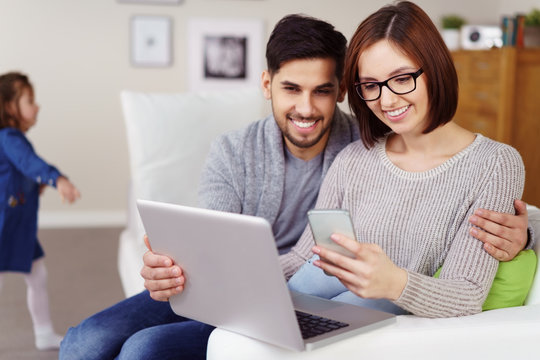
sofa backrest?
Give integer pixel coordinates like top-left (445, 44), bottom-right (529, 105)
top-left (121, 87), bottom-right (267, 241)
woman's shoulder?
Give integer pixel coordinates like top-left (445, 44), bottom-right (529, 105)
top-left (475, 135), bottom-right (522, 161)
top-left (471, 135), bottom-right (524, 173)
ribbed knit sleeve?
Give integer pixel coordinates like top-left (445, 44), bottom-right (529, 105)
top-left (394, 141), bottom-right (525, 317)
top-left (198, 132), bottom-right (244, 214)
top-left (285, 134), bottom-right (525, 317)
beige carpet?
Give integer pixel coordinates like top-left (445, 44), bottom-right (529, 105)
top-left (0, 227), bottom-right (126, 359)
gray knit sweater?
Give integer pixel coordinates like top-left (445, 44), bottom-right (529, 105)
top-left (198, 108), bottom-right (360, 240)
top-left (282, 134), bottom-right (525, 317)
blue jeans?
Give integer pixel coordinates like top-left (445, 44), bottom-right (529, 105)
top-left (59, 290), bottom-right (215, 360)
top-left (288, 255), bottom-right (409, 315)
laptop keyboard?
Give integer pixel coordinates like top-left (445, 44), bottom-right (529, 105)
top-left (295, 310), bottom-right (349, 339)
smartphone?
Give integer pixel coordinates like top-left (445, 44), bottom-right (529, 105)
top-left (307, 209), bottom-right (357, 258)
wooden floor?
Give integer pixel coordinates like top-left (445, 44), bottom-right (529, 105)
top-left (0, 227), bottom-right (125, 359)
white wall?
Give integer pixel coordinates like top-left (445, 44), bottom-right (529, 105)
top-left (0, 0), bottom-right (534, 227)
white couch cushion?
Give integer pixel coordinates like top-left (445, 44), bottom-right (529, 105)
top-left (121, 87), bottom-right (265, 207)
top-left (207, 304), bottom-right (540, 359)
top-left (119, 87), bottom-right (266, 296)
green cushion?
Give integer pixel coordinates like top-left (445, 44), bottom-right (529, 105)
top-left (433, 250), bottom-right (537, 311)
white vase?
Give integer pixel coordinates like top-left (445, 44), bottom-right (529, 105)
top-left (442, 29), bottom-right (461, 51)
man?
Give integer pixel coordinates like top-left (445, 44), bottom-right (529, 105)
top-left (60, 14), bottom-right (531, 360)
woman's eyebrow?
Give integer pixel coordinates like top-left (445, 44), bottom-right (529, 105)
top-left (358, 66), bottom-right (417, 82)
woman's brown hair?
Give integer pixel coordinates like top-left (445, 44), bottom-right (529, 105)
top-left (0, 72), bottom-right (33, 130)
top-left (344, 1), bottom-right (459, 148)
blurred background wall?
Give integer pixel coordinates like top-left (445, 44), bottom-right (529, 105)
top-left (0, 0), bottom-right (537, 227)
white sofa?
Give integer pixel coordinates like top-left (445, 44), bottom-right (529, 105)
top-left (208, 235), bottom-right (540, 360)
top-left (119, 88), bottom-right (540, 359)
top-left (119, 87), bottom-right (267, 297)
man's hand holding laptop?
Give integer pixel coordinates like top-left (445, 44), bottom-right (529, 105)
top-left (141, 235), bottom-right (184, 301)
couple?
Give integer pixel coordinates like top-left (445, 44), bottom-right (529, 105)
top-left (61, 2), bottom-right (536, 359)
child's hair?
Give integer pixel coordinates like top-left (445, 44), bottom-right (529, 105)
top-left (0, 72), bottom-right (33, 130)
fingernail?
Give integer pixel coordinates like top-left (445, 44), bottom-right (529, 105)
top-left (475, 209), bottom-right (484, 216)
top-left (312, 246), bottom-right (320, 254)
top-left (172, 268), bottom-right (179, 276)
top-left (470, 228), bottom-right (478, 236)
top-left (164, 259), bottom-right (172, 266)
top-left (330, 234), bottom-right (340, 242)
top-left (470, 215), bottom-right (477, 224)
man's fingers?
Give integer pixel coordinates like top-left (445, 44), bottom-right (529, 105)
top-left (514, 199), bottom-right (528, 216)
top-left (482, 242), bottom-right (510, 262)
top-left (144, 275), bottom-right (184, 292)
top-left (469, 214), bottom-right (512, 239)
top-left (140, 264), bottom-right (181, 281)
top-left (144, 235), bottom-right (153, 252)
top-left (142, 250), bottom-right (173, 268)
top-left (147, 287), bottom-right (184, 302)
top-left (470, 227), bottom-right (512, 261)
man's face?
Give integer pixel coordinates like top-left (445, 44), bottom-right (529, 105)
top-left (262, 58), bottom-right (345, 160)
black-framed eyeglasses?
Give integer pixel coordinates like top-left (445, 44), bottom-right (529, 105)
top-left (354, 68), bottom-right (424, 101)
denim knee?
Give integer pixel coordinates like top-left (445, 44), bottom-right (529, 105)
top-left (116, 322), bottom-right (215, 360)
top-left (60, 316), bottom-right (121, 360)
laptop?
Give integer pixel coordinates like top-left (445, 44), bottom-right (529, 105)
top-left (136, 199), bottom-right (396, 351)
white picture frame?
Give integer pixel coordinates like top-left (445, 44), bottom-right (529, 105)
top-left (188, 18), bottom-right (264, 91)
top-left (131, 15), bottom-right (172, 67)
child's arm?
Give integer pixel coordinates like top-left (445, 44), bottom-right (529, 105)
top-left (3, 129), bottom-right (80, 203)
top-left (56, 176), bottom-right (81, 203)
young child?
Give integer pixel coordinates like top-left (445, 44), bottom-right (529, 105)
top-left (0, 72), bottom-right (80, 350)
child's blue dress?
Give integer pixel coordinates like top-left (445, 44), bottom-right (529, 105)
top-left (0, 128), bottom-right (61, 273)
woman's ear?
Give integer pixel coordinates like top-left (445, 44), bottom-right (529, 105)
top-left (261, 70), bottom-right (272, 100)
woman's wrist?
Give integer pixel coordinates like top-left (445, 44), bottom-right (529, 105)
top-left (389, 267), bottom-right (408, 301)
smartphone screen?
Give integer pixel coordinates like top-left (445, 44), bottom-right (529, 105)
top-left (307, 209), bottom-right (357, 258)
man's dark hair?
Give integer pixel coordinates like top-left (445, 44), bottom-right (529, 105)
top-left (265, 14), bottom-right (347, 80)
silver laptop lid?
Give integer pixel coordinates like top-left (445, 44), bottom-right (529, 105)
top-left (137, 199), bottom-right (305, 351)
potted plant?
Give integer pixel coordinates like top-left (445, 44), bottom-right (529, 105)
top-left (441, 15), bottom-right (466, 50)
top-left (524, 8), bottom-right (540, 48)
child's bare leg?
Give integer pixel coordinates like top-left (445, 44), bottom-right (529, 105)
top-left (24, 259), bottom-right (62, 350)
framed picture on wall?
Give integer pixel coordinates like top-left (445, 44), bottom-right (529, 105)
top-left (131, 15), bottom-right (173, 67)
top-left (188, 18), bottom-right (264, 91)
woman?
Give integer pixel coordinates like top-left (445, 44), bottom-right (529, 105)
top-left (287, 1), bottom-right (527, 318)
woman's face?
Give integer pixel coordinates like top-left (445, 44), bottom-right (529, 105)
top-left (357, 40), bottom-right (429, 137)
